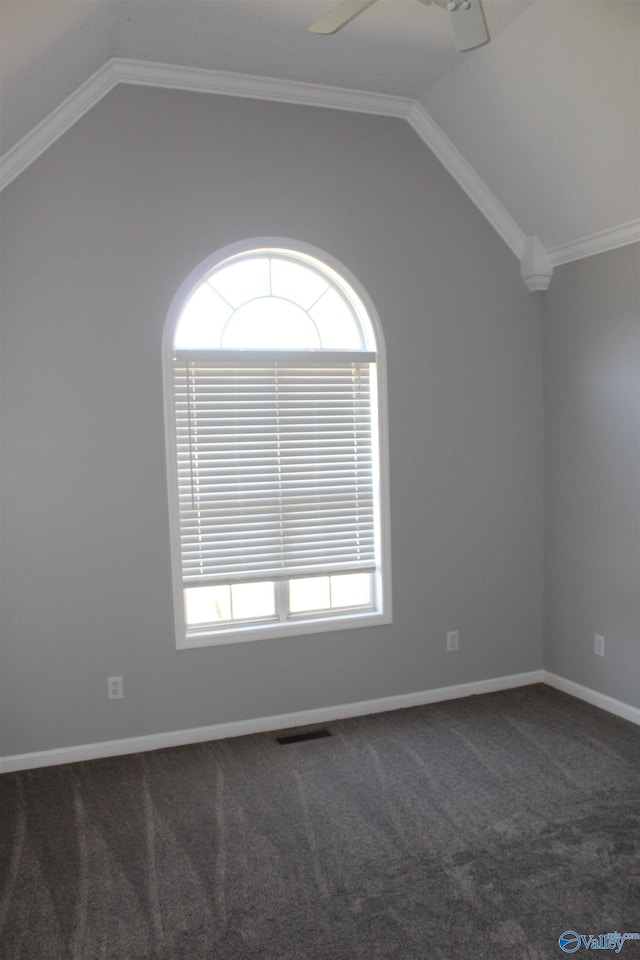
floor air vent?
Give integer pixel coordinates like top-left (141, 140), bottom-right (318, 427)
top-left (275, 729), bottom-right (331, 745)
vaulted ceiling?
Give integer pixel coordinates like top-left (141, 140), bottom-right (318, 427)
top-left (1, 0), bottom-right (638, 284)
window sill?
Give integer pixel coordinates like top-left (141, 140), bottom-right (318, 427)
top-left (177, 607), bottom-right (392, 649)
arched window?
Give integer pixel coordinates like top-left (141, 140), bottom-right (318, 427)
top-left (164, 240), bottom-right (391, 647)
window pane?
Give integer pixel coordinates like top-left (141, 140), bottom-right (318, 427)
top-left (231, 581), bottom-right (275, 620)
top-left (211, 258), bottom-right (270, 307)
top-left (309, 287), bottom-right (363, 349)
top-left (184, 585), bottom-right (231, 625)
top-left (222, 297), bottom-right (320, 349)
top-left (174, 284), bottom-right (231, 349)
top-left (289, 576), bottom-right (331, 613)
top-left (270, 258), bottom-right (329, 309)
top-left (330, 573), bottom-right (373, 609)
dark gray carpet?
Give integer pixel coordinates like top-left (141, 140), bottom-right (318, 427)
top-left (1, 684), bottom-right (639, 960)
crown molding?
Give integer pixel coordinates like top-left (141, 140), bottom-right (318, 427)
top-left (0, 59), bottom-right (523, 269)
top-left (547, 219), bottom-right (640, 267)
top-left (0, 60), bottom-right (119, 192)
top-left (0, 59), bottom-right (410, 192)
top-left (520, 235), bottom-right (553, 293)
top-left (112, 58), bottom-right (411, 118)
top-left (118, 62), bottom-right (526, 265)
top-left (0, 58), bottom-right (636, 282)
top-left (407, 102), bottom-right (527, 261)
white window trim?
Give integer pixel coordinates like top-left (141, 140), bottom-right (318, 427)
top-left (163, 238), bottom-right (392, 648)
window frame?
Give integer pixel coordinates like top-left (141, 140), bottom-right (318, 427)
top-left (163, 239), bottom-right (392, 648)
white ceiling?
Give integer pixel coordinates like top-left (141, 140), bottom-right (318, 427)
top-left (1, 0), bottom-right (639, 262)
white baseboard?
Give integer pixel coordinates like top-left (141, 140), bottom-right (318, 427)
top-left (0, 669), bottom-right (543, 773)
top-left (543, 671), bottom-right (640, 727)
top-left (4, 670), bottom-right (637, 774)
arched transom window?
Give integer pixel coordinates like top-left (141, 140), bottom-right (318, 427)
top-left (164, 242), bottom-right (391, 647)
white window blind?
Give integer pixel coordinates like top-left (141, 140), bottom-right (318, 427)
top-left (173, 350), bottom-right (377, 587)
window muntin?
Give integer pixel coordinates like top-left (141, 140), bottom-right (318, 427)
top-left (174, 252), bottom-right (368, 352)
top-left (165, 243), bottom-right (390, 647)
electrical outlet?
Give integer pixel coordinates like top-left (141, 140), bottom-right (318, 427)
top-left (447, 630), bottom-right (459, 652)
top-left (594, 635), bottom-right (605, 658)
top-left (108, 676), bottom-right (123, 699)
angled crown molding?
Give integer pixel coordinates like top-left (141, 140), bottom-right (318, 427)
top-left (520, 236), bottom-right (553, 293)
top-left (1, 60), bottom-right (523, 266)
top-left (0, 59), bottom-right (411, 192)
top-left (113, 58), bottom-right (411, 117)
top-left (406, 102), bottom-right (526, 261)
top-left (0, 58), bottom-right (636, 290)
top-left (0, 60), bottom-right (120, 193)
top-left (547, 219), bottom-right (640, 267)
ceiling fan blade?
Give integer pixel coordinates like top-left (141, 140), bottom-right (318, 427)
top-left (447, 0), bottom-right (489, 52)
top-left (309, 0), bottom-right (378, 35)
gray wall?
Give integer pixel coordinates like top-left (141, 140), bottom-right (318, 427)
top-left (543, 245), bottom-right (640, 708)
top-left (0, 86), bottom-right (543, 757)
